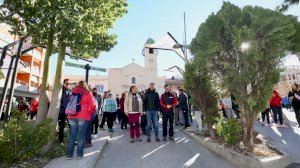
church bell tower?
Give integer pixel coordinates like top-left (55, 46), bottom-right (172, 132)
top-left (143, 38), bottom-right (158, 77)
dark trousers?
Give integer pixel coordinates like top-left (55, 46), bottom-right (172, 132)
top-left (182, 109), bottom-right (190, 127)
top-left (58, 112), bottom-right (67, 143)
top-left (91, 114), bottom-right (99, 134)
top-left (116, 109), bottom-right (122, 123)
top-left (162, 110), bottom-right (174, 137)
top-left (121, 112), bottom-right (128, 129)
top-left (188, 109), bottom-right (193, 123)
top-left (100, 112), bottom-right (108, 128)
top-left (106, 112), bottom-right (116, 129)
top-left (141, 115), bottom-right (147, 135)
top-left (222, 108), bottom-right (227, 118)
top-left (261, 108), bottom-right (270, 124)
top-left (30, 111), bottom-right (37, 119)
top-left (271, 106), bottom-right (283, 125)
top-left (294, 108), bottom-right (300, 125)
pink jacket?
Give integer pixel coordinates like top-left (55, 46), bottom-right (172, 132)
top-left (67, 86), bottom-right (96, 121)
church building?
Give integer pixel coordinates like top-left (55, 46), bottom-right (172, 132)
top-left (108, 38), bottom-right (165, 95)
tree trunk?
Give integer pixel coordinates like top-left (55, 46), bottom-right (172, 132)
top-left (42, 41), bottom-right (66, 153)
top-left (36, 31), bottom-right (54, 126)
top-left (47, 41), bottom-right (66, 123)
top-left (243, 105), bottom-right (255, 146)
top-left (208, 124), bottom-right (216, 140)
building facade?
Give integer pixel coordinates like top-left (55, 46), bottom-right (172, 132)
top-left (64, 75), bottom-right (108, 93)
top-left (277, 65), bottom-right (300, 96)
top-left (108, 38), bottom-right (165, 95)
top-left (0, 23), bottom-right (45, 98)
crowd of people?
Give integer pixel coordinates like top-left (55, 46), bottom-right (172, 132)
top-left (8, 78), bottom-right (300, 160)
top-left (219, 84), bottom-right (300, 129)
top-left (56, 80), bottom-right (192, 160)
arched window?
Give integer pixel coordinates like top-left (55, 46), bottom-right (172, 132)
top-left (131, 77), bottom-right (136, 84)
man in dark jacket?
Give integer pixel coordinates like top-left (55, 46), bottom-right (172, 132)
top-left (160, 85), bottom-right (178, 141)
top-left (178, 89), bottom-right (190, 129)
top-left (58, 79), bottom-right (71, 144)
top-left (144, 83), bottom-right (161, 142)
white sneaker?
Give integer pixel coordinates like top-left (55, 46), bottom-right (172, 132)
top-left (93, 134), bottom-right (98, 139)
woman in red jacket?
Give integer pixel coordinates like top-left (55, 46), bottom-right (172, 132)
top-left (269, 90), bottom-right (287, 127)
top-left (67, 81), bottom-right (96, 160)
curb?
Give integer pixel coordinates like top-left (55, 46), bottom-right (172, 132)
top-left (43, 132), bottom-right (112, 168)
top-left (183, 130), bottom-right (293, 168)
top-left (92, 132), bottom-right (112, 168)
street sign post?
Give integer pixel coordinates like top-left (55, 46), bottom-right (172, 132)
top-left (65, 62), bottom-right (106, 83)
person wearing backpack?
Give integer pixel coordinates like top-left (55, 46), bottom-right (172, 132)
top-left (66, 81), bottom-right (96, 160)
top-left (103, 93), bottom-right (118, 132)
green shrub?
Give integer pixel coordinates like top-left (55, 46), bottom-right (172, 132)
top-left (216, 117), bottom-right (242, 145)
top-left (0, 109), bottom-right (55, 164)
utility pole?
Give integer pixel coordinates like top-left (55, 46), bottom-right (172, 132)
top-left (85, 64), bottom-right (91, 84)
top-left (183, 12), bottom-right (188, 64)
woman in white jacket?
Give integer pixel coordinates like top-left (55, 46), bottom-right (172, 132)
top-left (124, 86), bottom-right (145, 143)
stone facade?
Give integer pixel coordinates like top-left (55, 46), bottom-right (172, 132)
top-left (108, 38), bottom-right (165, 95)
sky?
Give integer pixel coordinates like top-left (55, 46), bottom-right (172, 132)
top-left (6, 0), bottom-right (300, 80)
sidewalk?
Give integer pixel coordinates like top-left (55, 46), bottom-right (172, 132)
top-left (255, 108), bottom-right (300, 163)
top-left (44, 131), bottom-right (111, 168)
top-left (95, 126), bottom-right (235, 168)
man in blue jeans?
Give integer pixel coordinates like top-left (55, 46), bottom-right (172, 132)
top-left (144, 83), bottom-right (161, 142)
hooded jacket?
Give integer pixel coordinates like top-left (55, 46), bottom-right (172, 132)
top-left (67, 86), bottom-right (96, 121)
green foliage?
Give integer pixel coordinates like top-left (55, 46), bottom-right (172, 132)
top-left (216, 117), bottom-right (242, 145)
top-left (0, 109), bottom-right (55, 164)
top-left (190, 2), bottom-right (299, 144)
top-left (278, 0), bottom-right (299, 12)
top-left (184, 60), bottom-right (219, 127)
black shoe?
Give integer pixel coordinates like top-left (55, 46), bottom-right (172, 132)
top-left (163, 136), bottom-right (167, 141)
top-left (121, 127), bottom-right (124, 130)
top-left (147, 138), bottom-right (151, 142)
top-left (183, 126), bottom-right (187, 129)
top-left (156, 138), bottom-right (161, 142)
top-left (169, 137), bottom-right (175, 141)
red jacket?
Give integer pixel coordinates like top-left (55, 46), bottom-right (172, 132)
top-left (160, 92), bottom-right (178, 112)
top-left (30, 99), bottom-right (39, 113)
top-left (68, 86), bottom-right (96, 121)
top-left (120, 97), bottom-right (125, 113)
top-left (269, 91), bottom-right (282, 107)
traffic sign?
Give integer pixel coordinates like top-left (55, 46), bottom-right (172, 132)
top-left (65, 62), bottom-right (85, 69)
top-left (90, 67), bottom-right (106, 72)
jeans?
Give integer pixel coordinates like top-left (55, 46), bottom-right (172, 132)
top-left (146, 110), bottom-right (159, 138)
top-left (162, 110), bottom-right (174, 137)
top-left (271, 106), bottom-right (283, 125)
top-left (67, 118), bottom-right (88, 158)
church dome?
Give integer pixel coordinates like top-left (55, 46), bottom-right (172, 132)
top-left (146, 38), bottom-right (155, 44)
